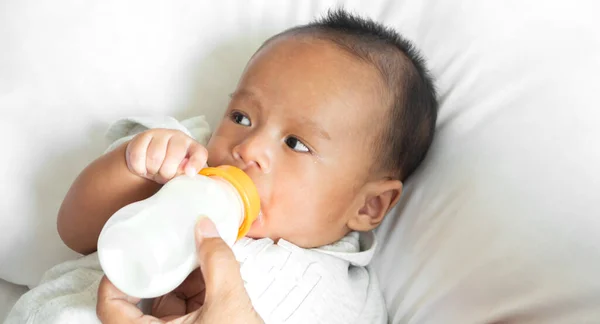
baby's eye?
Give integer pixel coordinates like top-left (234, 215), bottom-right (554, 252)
top-left (285, 137), bottom-right (310, 153)
top-left (230, 111), bottom-right (251, 126)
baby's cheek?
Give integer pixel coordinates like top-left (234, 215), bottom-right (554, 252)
top-left (205, 142), bottom-right (228, 166)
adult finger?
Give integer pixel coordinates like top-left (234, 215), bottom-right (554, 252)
top-left (151, 292), bottom-right (186, 321)
top-left (191, 218), bottom-right (263, 324)
top-left (173, 268), bottom-right (206, 313)
top-left (194, 217), bottom-right (244, 299)
top-left (151, 268), bottom-right (206, 318)
top-left (97, 275), bottom-right (162, 324)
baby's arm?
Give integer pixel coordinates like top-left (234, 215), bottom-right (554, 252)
top-left (57, 142), bottom-right (159, 255)
top-left (57, 129), bottom-right (208, 255)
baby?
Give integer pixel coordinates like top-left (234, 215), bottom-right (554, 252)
top-left (7, 9), bottom-right (437, 324)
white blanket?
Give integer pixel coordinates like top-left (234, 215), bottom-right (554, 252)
top-left (6, 234), bottom-right (386, 324)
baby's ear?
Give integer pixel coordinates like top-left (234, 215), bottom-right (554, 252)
top-left (347, 179), bottom-right (402, 232)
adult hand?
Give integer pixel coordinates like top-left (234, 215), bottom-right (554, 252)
top-left (97, 217), bottom-right (263, 324)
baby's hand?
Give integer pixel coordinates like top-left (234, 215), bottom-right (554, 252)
top-left (126, 129), bottom-right (208, 184)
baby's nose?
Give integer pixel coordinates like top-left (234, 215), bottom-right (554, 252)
top-left (232, 153), bottom-right (260, 171)
top-left (232, 140), bottom-right (272, 174)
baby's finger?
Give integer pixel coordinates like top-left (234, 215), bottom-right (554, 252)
top-left (146, 133), bottom-right (171, 178)
top-left (126, 134), bottom-right (153, 177)
top-left (184, 143), bottom-right (208, 176)
top-left (158, 136), bottom-right (188, 182)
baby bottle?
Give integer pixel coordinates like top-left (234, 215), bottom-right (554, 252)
top-left (97, 165), bottom-right (260, 298)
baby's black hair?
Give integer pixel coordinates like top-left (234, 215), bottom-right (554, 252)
top-left (273, 9), bottom-right (438, 181)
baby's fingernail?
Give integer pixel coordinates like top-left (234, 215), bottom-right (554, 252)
top-left (196, 216), bottom-right (219, 239)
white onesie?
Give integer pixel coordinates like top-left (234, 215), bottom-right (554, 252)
top-left (5, 117), bottom-right (387, 324)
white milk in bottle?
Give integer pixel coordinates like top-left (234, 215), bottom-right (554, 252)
top-left (97, 165), bottom-right (260, 298)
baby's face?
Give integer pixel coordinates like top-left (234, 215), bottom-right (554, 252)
top-left (206, 36), bottom-right (388, 247)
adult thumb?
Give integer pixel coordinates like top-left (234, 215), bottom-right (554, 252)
top-left (194, 217), bottom-right (245, 299)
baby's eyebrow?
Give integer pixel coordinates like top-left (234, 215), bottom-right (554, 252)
top-left (299, 117), bottom-right (331, 141)
top-left (229, 89), bottom-right (264, 111)
top-left (229, 89), bottom-right (258, 101)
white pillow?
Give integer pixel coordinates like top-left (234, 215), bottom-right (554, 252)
top-left (373, 1), bottom-right (600, 323)
top-left (1, 0), bottom-right (599, 323)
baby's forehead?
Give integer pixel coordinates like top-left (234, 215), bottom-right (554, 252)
top-left (275, 35), bottom-right (393, 99)
top-left (238, 35), bottom-right (392, 136)
top-left (250, 37), bottom-right (390, 102)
